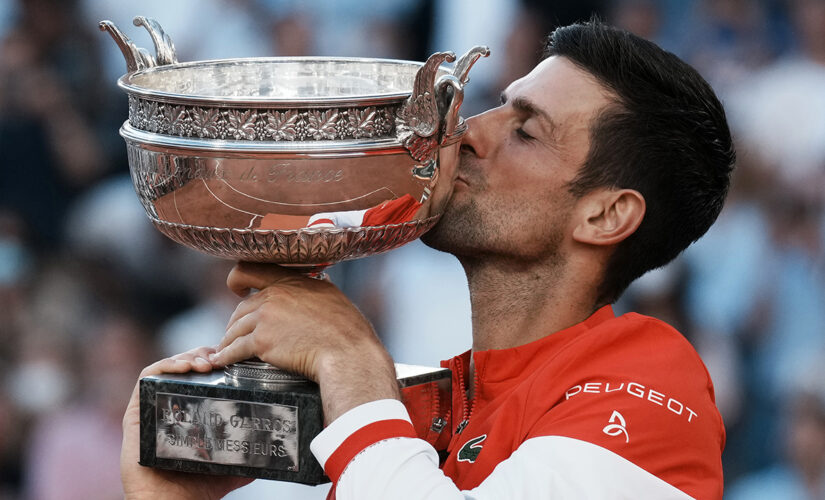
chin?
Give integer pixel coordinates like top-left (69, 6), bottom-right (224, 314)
top-left (420, 226), bottom-right (448, 253)
top-left (421, 198), bottom-right (482, 255)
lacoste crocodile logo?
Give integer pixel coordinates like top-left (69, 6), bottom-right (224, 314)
top-left (457, 434), bottom-right (487, 463)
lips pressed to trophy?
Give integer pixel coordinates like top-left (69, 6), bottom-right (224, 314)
top-left (101, 17), bottom-right (487, 484)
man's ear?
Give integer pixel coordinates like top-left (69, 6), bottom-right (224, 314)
top-left (572, 188), bottom-right (646, 246)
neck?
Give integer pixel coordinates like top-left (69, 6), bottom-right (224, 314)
top-left (461, 253), bottom-right (601, 352)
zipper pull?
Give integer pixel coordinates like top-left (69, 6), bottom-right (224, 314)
top-left (455, 418), bottom-right (469, 435)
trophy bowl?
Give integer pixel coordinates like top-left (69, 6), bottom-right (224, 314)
top-left (101, 17), bottom-right (489, 271)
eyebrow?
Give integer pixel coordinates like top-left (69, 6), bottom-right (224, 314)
top-left (500, 91), bottom-right (558, 138)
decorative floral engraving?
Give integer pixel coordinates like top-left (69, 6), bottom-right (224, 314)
top-left (227, 109), bottom-right (258, 140)
top-left (128, 96), bottom-right (140, 127)
top-left (293, 115), bottom-right (310, 141)
top-left (373, 109), bottom-right (392, 136)
top-left (335, 110), bottom-right (353, 138)
top-left (266, 110), bottom-right (299, 140)
top-left (349, 107), bottom-right (375, 139)
top-left (155, 103), bottom-right (172, 134)
top-left (147, 101), bottom-right (163, 133)
top-left (134, 100), bottom-right (148, 130)
top-left (254, 118), bottom-right (268, 140)
top-left (192, 107), bottom-right (221, 138)
top-left (307, 110), bottom-right (338, 140)
top-left (168, 105), bottom-right (190, 136)
top-left (160, 104), bottom-right (176, 133)
top-left (128, 98), bottom-right (398, 141)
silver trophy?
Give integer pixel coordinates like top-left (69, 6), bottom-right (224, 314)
top-left (101, 17), bottom-right (487, 484)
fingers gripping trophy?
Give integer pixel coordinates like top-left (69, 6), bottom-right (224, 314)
top-left (100, 17), bottom-right (487, 484)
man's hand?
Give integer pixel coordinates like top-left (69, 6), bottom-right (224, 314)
top-left (121, 347), bottom-right (252, 500)
top-left (211, 262), bottom-right (400, 424)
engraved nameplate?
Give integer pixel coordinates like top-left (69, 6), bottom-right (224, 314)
top-left (154, 392), bottom-right (300, 472)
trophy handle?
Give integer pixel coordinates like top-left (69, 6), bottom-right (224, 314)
top-left (398, 51), bottom-right (455, 138)
top-left (435, 74), bottom-right (464, 143)
top-left (396, 47), bottom-right (489, 161)
top-left (98, 17), bottom-right (178, 73)
top-left (133, 16), bottom-right (179, 66)
top-left (452, 46), bottom-right (491, 85)
top-left (99, 20), bottom-right (155, 72)
top-left (395, 51), bottom-right (455, 161)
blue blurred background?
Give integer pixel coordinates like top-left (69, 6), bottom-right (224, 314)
top-left (1, 0), bottom-right (824, 498)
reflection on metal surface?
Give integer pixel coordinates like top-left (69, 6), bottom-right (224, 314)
top-left (155, 392), bottom-right (300, 471)
top-left (121, 58), bottom-right (426, 103)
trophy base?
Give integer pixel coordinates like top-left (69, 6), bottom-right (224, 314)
top-left (139, 362), bottom-right (451, 485)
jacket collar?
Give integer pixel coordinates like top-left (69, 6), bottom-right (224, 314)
top-left (443, 305), bottom-right (616, 403)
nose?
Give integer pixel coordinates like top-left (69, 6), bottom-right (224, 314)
top-left (460, 107), bottom-right (499, 159)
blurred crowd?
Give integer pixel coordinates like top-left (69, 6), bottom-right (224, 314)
top-left (0, 0), bottom-right (824, 498)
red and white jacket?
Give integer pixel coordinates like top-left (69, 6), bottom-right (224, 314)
top-left (310, 306), bottom-right (725, 499)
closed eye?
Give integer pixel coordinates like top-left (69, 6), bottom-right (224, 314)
top-left (515, 127), bottom-right (533, 141)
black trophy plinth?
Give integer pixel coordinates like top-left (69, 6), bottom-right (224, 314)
top-left (139, 362), bottom-right (451, 485)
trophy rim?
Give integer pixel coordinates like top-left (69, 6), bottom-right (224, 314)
top-left (149, 212), bottom-right (441, 237)
top-left (117, 56), bottom-right (443, 108)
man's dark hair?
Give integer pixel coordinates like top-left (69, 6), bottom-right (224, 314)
top-left (544, 21), bottom-right (735, 305)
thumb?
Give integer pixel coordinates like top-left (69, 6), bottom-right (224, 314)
top-left (226, 262), bottom-right (300, 297)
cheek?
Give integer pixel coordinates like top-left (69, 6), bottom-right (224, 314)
top-left (497, 154), bottom-right (570, 192)
top-left (482, 191), bottom-right (562, 246)
top-left (506, 183), bottom-right (575, 229)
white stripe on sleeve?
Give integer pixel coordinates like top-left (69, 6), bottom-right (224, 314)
top-left (332, 435), bottom-right (695, 500)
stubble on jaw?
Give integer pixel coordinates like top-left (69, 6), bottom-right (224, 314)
top-left (421, 185), bottom-right (568, 267)
top-left (423, 154), bottom-right (559, 249)
top-left (420, 152), bottom-right (488, 256)
top-left (421, 194), bottom-right (483, 256)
